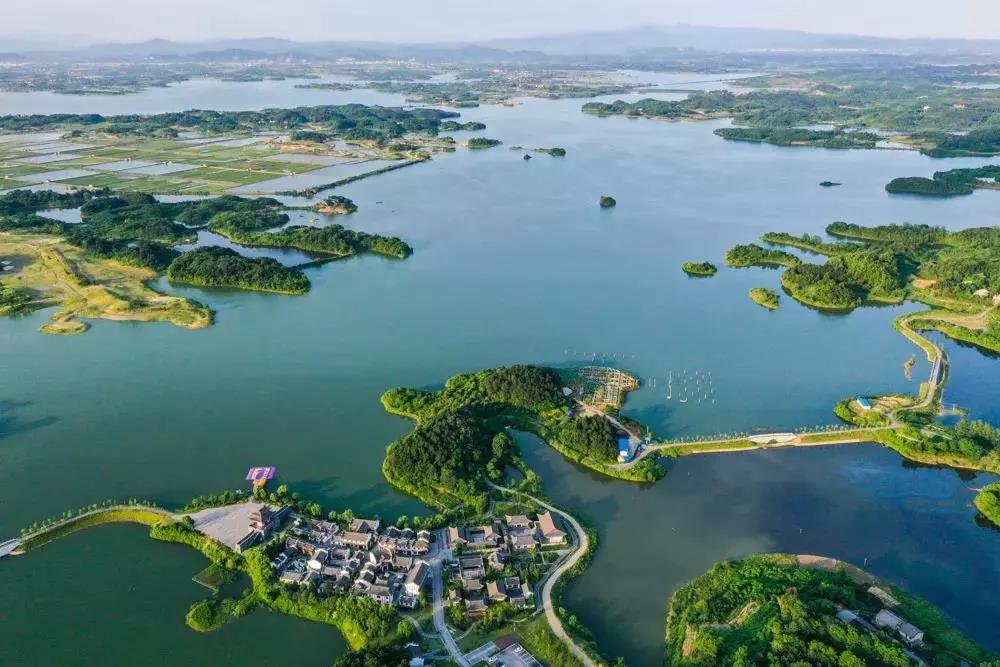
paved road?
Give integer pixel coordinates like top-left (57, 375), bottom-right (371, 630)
top-left (487, 481), bottom-right (596, 667)
top-left (429, 535), bottom-right (469, 667)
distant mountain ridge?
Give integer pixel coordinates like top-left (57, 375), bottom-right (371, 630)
top-left (3, 24), bottom-right (1000, 61)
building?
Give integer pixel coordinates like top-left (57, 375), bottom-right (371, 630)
top-left (536, 511), bottom-right (567, 545)
top-left (349, 517), bottom-right (380, 534)
top-left (857, 397), bottom-right (873, 410)
top-left (875, 609), bottom-right (925, 647)
top-left (459, 555), bottom-right (486, 579)
top-left (487, 579), bottom-right (508, 602)
top-left (236, 504), bottom-right (290, 553)
top-left (505, 515), bottom-right (533, 530)
top-left (336, 531), bottom-right (374, 549)
top-left (510, 534), bottom-right (538, 550)
top-left (404, 561), bottom-right (429, 596)
top-left (368, 584), bottom-right (394, 605)
top-left (617, 437), bottom-right (634, 463)
top-left (466, 597), bottom-right (488, 616)
top-left (307, 548), bottom-right (329, 571)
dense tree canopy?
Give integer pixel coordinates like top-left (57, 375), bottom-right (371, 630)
top-left (0, 104), bottom-right (461, 141)
top-left (557, 416), bottom-right (618, 463)
top-left (166, 247), bottom-right (310, 294)
top-left (666, 554), bottom-right (996, 667)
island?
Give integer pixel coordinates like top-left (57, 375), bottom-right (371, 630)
top-left (511, 146), bottom-right (567, 157)
top-left (439, 120), bottom-right (486, 131)
top-left (715, 126), bottom-right (879, 150)
top-left (748, 286), bottom-right (779, 309)
top-left (681, 261), bottom-right (718, 277)
top-left (975, 482), bottom-right (1000, 528)
top-left (467, 137), bottom-right (502, 149)
top-left (314, 195), bottom-right (358, 215)
top-left (725, 243), bottom-right (801, 268)
top-left (581, 68), bottom-right (1000, 157)
top-left (599, 196), bottom-right (616, 208)
top-left (166, 247), bottom-right (311, 294)
top-left (886, 166), bottom-right (1000, 197)
top-left (665, 554), bottom-right (998, 667)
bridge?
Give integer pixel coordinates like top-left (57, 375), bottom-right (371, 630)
top-left (0, 538), bottom-right (21, 559)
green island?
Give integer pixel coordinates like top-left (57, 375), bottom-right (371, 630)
top-left (682, 261), bottom-right (718, 277)
top-left (439, 120), bottom-right (487, 131)
top-left (756, 221), bottom-right (1000, 352)
top-left (599, 196), bottom-right (616, 208)
top-left (314, 195), bottom-right (358, 215)
top-left (0, 189), bottom-right (411, 333)
top-left (974, 482), bottom-right (1000, 529)
top-left (725, 243), bottom-right (800, 268)
top-left (206, 208), bottom-right (412, 260)
top-left (886, 166), bottom-right (1000, 197)
top-left (665, 553), bottom-right (999, 667)
top-left (381, 365), bottom-right (664, 506)
top-left (581, 68), bottom-right (1000, 157)
top-left (467, 137), bottom-right (502, 149)
top-left (748, 287), bottom-right (779, 309)
top-left (166, 247), bottom-right (311, 294)
top-left (714, 127), bottom-right (879, 150)
top-left (0, 104), bottom-right (460, 142)
top-left (511, 146), bottom-right (567, 157)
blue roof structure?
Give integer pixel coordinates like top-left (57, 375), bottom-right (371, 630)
top-left (857, 397), bottom-right (872, 409)
top-left (618, 437), bottom-right (631, 453)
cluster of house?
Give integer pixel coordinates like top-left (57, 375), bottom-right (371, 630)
top-left (270, 516), bottom-right (432, 609)
top-left (448, 511), bottom-right (567, 552)
top-left (836, 586), bottom-right (925, 652)
top-left (444, 512), bottom-right (569, 617)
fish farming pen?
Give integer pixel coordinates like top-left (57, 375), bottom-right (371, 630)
top-left (574, 366), bottom-right (639, 408)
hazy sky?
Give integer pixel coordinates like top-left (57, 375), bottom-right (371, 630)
top-left (3, 0), bottom-right (999, 44)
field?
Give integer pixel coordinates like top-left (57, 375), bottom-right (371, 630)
top-left (0, 133), bottom-right (421, 196)
top-left (0, 232), bottom-right (211, 335)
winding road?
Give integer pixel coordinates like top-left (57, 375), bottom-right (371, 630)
top-left (487, 481), bottom-right (597, 667)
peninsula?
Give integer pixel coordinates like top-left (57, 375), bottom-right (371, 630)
top-left (666, 554), bottom-right (998, 667)
top-left (0, 189), bottom-right (411, 333)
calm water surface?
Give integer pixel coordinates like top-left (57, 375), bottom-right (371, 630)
top-left (1, 86), bottom-right (998, 665)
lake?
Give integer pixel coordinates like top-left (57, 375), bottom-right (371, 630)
top-left (1, 83), bottom-right (998, 665)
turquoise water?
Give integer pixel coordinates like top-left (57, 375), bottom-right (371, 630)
top-left (1, 87), bottom-right (998, 665)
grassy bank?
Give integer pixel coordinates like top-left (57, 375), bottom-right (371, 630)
top-left (974, 482), bottom-right (1000, 528)
top-left (17, 507), bottom-right (170, 552)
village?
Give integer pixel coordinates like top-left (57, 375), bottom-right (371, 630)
top-left (187, 479), bottom-right (574, 666)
